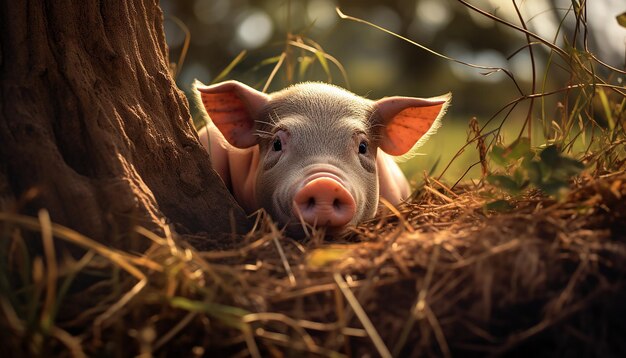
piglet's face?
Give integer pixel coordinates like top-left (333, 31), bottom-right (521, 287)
top-left (255, 84), bottom-right (379, 232)
top-left (196, 81), bottom-right (450, 234)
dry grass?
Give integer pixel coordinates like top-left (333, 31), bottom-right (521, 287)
top-left (1, 169), bottom-right (625, 357)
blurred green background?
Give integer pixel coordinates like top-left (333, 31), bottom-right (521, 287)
top-left (160, 0), bottom-right (625, 185)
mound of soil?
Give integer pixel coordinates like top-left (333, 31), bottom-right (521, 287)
top-left (2, 173), bottom-right (625, 357)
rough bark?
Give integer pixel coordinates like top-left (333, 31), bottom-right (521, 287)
top-left (0, 0), bottom-right (249, 248)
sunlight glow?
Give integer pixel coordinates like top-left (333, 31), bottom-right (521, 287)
top-left (416, 0), bottom-right (451, 30)
top-left (306, 0), bottom-right (337, 29)
top-left (235, 10), bottom-right (274, 49)
top-left (410, 0), bottom-right (452, 41)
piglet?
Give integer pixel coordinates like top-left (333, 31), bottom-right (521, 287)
top-left (194, 81), bottom-right (450, 234)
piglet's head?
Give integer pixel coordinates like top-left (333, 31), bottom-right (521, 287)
top-left (196, 80), bottom-right (450, 235)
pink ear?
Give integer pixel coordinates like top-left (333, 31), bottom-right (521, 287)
top-left (195, 80), bottom-right (269, 148)
top-left (374, 94), bottom-right (451, 156)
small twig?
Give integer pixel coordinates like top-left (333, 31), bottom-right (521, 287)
top-left (39, 209), bottom-right (57, 331)
top-left (253, 329), bottom-right (345, 357)
top-left (297, 318), bottom-right (366, 337)
top-left (334, 273), bottom-right (392, 358)
top-left (165, 16), bottom-right (191, 78)
top-left (447, 239), bottom-right (522, 270)
top-left (292, 199), bottom-right (311, 238)
top-left (336, 7), bottom-right (524, 96)
top-left (242, 324), bottom-right (262, 358)
top-left (429, 177), bottom-right (459, 198)
top-left (154, 312), bottom-right (197, 351)
top-left (243, 312), bottom-right (317, 351)
top-left (198, 235), bottom-right (273, 260)
top-left (50, 326), bottom-right (87, 358)
top-left (424, 303), bottom-right (451, 358)
top-left (263, 51), bottom-right (286, 93)
top-left (393, 243), bottom-right (441, 356)
top-left (456, 0), bottom-right (625, 97)
top-left (271, 234), bottom-right (296, 287)
top-left (423, 186), bottom-right (454, 204)
top-left (288, 39), bottom-right (351, 87)
top-left (334, 285), bottom-right (352, 356)
top-left (379, 197), bottom-right (414, 232)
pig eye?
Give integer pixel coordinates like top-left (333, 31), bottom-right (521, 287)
top-left (272, 138), bottom-right (282, 151)
top-left (358, 141), bottom-right (368, 154)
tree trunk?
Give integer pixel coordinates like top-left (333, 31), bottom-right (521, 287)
top-left (0, 0), bottom-right (249, 249)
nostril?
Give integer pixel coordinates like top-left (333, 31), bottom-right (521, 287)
top-left (293, 177), bottom-right (356, 228)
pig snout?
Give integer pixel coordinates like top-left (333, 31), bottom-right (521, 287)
top-left (293, 175), bottom-right (356, 228)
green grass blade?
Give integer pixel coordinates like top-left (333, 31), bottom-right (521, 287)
top-left (170, 296), bottom-right (250, 329)
top-left (597, 89), bottom-right (615, 131)
top-left (211, 50), bottom-right (247, 84)
top-left (298, 55), bottom-right (315, 80)
top-left (251, 55), bottom-right (282, 72)
top-left (313, 49), bottom-right (332, 82)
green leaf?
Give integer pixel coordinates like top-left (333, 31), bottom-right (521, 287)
top-left (486, 174), bottom-right (521, 194)
top-left (512, 168), bottom-right (522, 184)
top-left (538, 179), bottom-right (569, 199)
top-left (486, 140), bottom-right (582, 200)
top-left (506, 137), bottom-right (531, 161)
top-left (484, 199), bottom-right (514, 212)
top-left (525, 160), bottom-right (543, 186)
top-left (307, 246), bottom-right (352, 267)
top-left (617, 12), bottom-right (626, 28)
top-left (562, 157), bottom-right (585, 172)
top-left (211, 50), bottom-right (247, 84)
top-left (539, 145), bottom-right (560, 166)
top-left (538, 160), bottom-right (553, 182)
top-left (489, 145), bottom-right (508, 166)
top-left (552, 157), bottom-right (584, 181)
top-left (538, 145), bottom-right (584, 182)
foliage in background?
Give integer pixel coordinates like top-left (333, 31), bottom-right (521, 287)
top-left (486, 139), bottom-right (584, 208)
top-left (427, 1), bottom-right (626, 197)
top-left (175, 0), bottom-right (625, 192)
